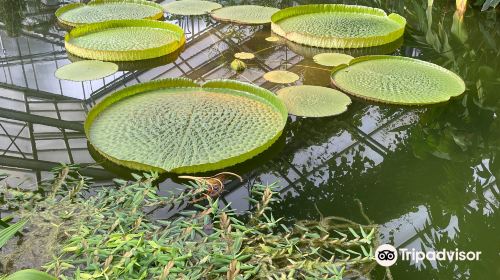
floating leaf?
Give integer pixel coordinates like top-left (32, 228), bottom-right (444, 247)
top-left (271, 4), bottom-right (406, 48)
top-left (85, 78), bottom-right (288, 173)
top-left (55, 60), bottom-right (118, 81)
top-left (211, 5), bottom-right (280, 25)
top-left (277, 85), bottom-right (351, 117)
top-left (6, 269), bottom-right (56, 280)
top-left (164, 0), bottom-right (222, 16)
top-left (313, 53), bottom-right (354, 67)
top-left (55, 0), bottom-right (164, 27)
top-left (234, 52), bottom-right (255, 60)
top-left (331, 55), bottom-right (466, 105)
top-left (263, 70), bottom-right (299, 84)
top-left (230, 59), bottom-right (246, 71)
top-left (265, 36), bottom-right (280, 42)
top-left (65, 19), bottom-right (185, 61)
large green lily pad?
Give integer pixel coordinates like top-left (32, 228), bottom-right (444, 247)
top-left (277, 85), bottom-right (351, 117)
top-left (85, 78), bottom-right (288, 173)
top-left (65, 20), bottom-right (185, 61)
top-left (55, 0), bottom-right (164, 27)
top-left (211, 5), bottom-right (280, 25)
top-left (331, 55), bottom-right (466, 105)
top-left (164, 0), bottom-right (222, 16)
top-left (271, 4), bottom-right (406, 48)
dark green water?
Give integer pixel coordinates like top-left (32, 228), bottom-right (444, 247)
top-left (0, 0), bottom-right (499, 279)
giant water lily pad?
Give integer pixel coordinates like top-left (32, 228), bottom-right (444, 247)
top-left (211, 5), bottom-right (280, 24)
top-left (55, 0), bottom-right (164, 27)
top-left (55, 60), bottom-right (118, 81)
top-left (164, 0), bottom-right (222, 16)
top-left (277, 85), bottom-right (351, 117)
top-left (85, 78), bottom-right (288, 173)
top-left (271, 4), bottom-right (406, 48)
top-left (65, 20), bottom-right (185, 61)
top-left (331, 56), bottom-right (466, 105)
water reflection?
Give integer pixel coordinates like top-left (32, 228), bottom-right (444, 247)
top-left (0, 0), bottom-right (498, 279)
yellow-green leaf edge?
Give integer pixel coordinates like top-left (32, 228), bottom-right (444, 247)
top-left (55, 0), bottom-right (165, 28)
top-left (84, 78), bottom-right (288, 174)
top-left (330, 55), bottom-right (467, 105)
top-left (64, 19), bottom-right (185, 62)
top-left (271, 4), bottom-right (406, 49)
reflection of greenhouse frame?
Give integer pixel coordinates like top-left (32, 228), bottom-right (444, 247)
top-left (271, 4), bottom-right (406, 49)
top-left (65, 19), bottom-right (185, 62)
top-left (55, 0), bottom-right (164, 27)
top-left (85, 78), bottom-right (288, 174)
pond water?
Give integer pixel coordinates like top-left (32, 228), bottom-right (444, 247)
top-left (0, 0), bottom-right (499, 279)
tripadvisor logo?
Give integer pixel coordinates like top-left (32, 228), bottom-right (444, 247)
top-left (375, 244), bottom-right (482, 267)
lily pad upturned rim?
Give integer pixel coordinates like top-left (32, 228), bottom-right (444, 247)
top-left (210, 5), bottom-right (280, 25)
top-left (271, 4), bottom-right (407, 49)
top-left (55, 0), bottom-right (165, 28)
top-left (85, 78), bottom-right (288, 174)
top-left (330, 55), bottom-right (466, 105)
top-left (64, 19), bottom-right (186, 62)
top-left (163, 0), bottom-right (223, 16)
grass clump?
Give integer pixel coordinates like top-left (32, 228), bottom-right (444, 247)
top-left (1, 166), bottom-right (376, 279)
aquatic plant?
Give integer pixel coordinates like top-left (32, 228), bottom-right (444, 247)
top-left (234, 52), bottom-right (255, 60)
top-left (263, 70), bottom-right (299, 84)
top-left (271, 4), bottom-right (406, 48)
top-left (85, 78), bottom-right (288, 173)
top-left (55, 0), bottom-right (164, 27)
top-left (65, 19), bottom-right (185, 61)
top-left (0, 166), bottom-right (377, 279)
top-left (313, 53), bottom-right (354, 67)
top-left (276, 85), bottom-right (352, 118)
top-left (54, 60), bottom-right (118, 81)
top-left (3, 269), bottom-right (56, 280)
top-left (331, 55), bottom-right (466, 105)
top-left (0, 218), bottom-right (27, 249)
top-left (211, 5), bottom-right (280, 25)
top-left (230, 59), bottom-right (246, 71)
top-left (164, 0), bottom-right (222, 16)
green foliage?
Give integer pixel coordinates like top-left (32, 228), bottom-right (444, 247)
top-left (56, 0), bottom-right (164, 27)
top-left (271, 4), bottom-right (406, 48)
top-left (0, 218), bottom-right (27, 249)
top-left (276, 85), bottom-right (352, 118)
top-left (54, 60), bottom-right (119, 82)
top-left (35, 172), bottom-right (375, 279)
top-left (5, 269), bottom-right (56, 280)
top-left (331, 55), bottom-right (466, 105)
top-left (211, 5), bottom-right (280, 24)
top-left (65, 19), bottom-right (186, 61)
top-left (85, 78), bottom-right (287, 173)
top-left (1, 165), bottom-right (377, 279)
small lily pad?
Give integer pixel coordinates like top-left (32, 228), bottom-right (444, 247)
top-left (265, 36), bottom-right (280, 42)
top-left (277, 85), bottom-right (351, 117)
top-left (234, 52), bottom-right (255, 60)
top-left (331, 55), bottom-right (466, 105)
top-left (55, 60), bottom-right (119, 81)
top-left (211, 5), bottom-right (280, 25)
top-left (313, 53), bottom-right (354, 67)
top-left (164, 0), bottom-right (222, 16)
top-left (263, 70), bottom-right (300, 84)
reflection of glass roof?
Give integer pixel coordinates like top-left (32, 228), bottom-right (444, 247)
top-left (0, 1), bottom-right (498, 278)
